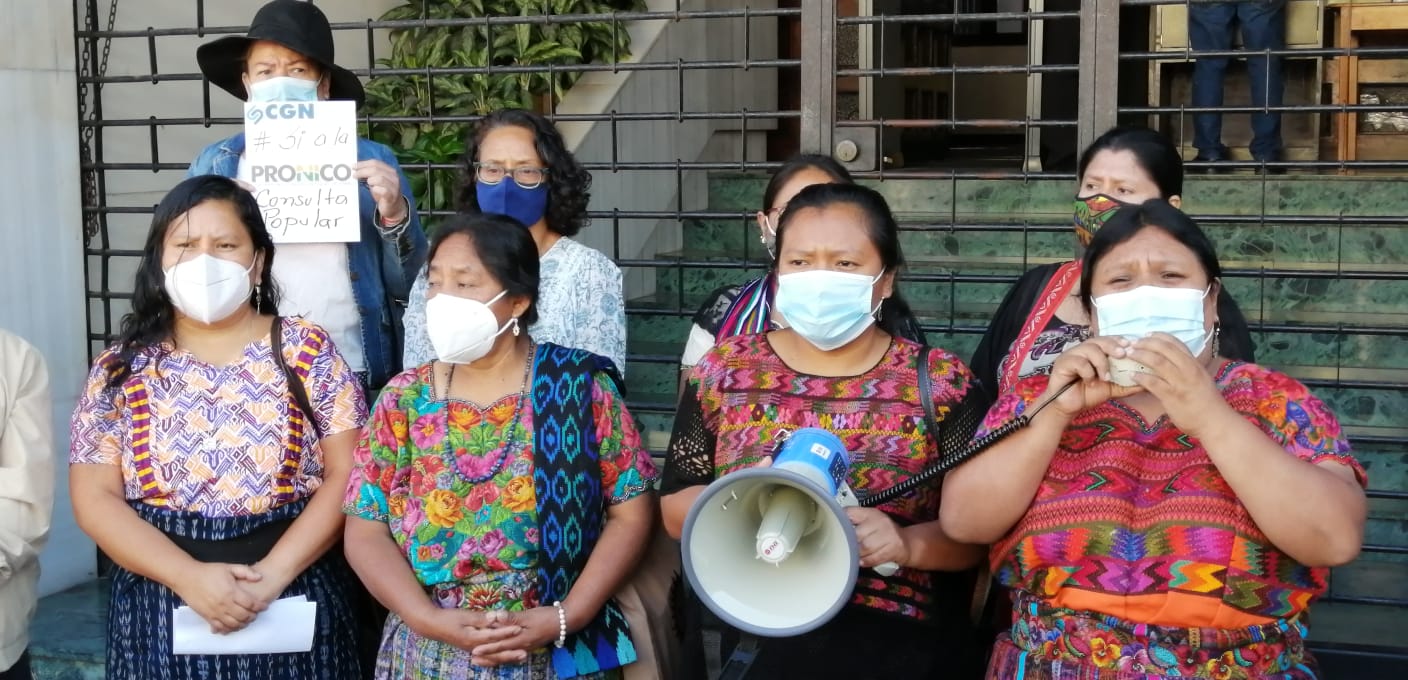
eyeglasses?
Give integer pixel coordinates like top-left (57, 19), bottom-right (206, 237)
top-left (474, 162), bottom-right (549, 189)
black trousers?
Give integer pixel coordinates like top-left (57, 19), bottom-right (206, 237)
top-left (0, 650), bottom-right (32, 680)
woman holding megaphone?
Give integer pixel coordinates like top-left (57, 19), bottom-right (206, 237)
top-left (941, 201), bottom-right (1367, 679)
top-left (661, 183), bottom-right (988, 679)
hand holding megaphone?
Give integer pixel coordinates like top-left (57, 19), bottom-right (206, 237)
top-left (680, 428), bottom-right (902, 637)
top-left (748, 439), bottom-right (898, 575)
top-left (845, 507), bottom-right (907, 575)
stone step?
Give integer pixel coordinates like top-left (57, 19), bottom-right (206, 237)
top-left (679, 215), bottom-right (1408, 271)
top-left (647, 245), bottom-right (1408, 331)
top-left (29, 577), bottom-right (1407, 678)
top-left (29, 580), bottom-right (105, 680)
top-left (625, 290), bottom-right (1408, 376)
top-left (705, 172), bottom-right (1408, 218)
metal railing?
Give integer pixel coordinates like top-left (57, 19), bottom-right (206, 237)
top-left (75, 0), bottom-right (1408, 637)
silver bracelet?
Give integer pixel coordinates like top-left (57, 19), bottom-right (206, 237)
top-left (552, 601), bottom-right (567, 649)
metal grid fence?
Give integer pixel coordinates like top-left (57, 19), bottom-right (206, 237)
top-left (74, 0), bottom-right (1407, 636)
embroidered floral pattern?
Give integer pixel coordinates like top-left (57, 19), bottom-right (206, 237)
top-left (344, 364), bottom-right (656, 588)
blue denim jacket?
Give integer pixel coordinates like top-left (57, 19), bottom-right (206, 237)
top-left (188, 132), bottom-right (427, 389)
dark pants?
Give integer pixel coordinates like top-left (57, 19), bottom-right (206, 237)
top-left (1189, 0), bottom-right (1287, 160)
top-left (0, 650), bottom-right (32, 680)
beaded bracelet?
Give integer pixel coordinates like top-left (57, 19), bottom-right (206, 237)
top-left (552, 601), bottom-right (567, 649)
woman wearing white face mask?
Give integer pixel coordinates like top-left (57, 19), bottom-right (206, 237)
top-left (69, 176), bottom-right (371, 679)
top-left (942, 200), bottom-right (1368, 679)
top-left (677, 154), bottom-right (928, 380)
top-left (970, 126), bottom-right (1258, 407)
top-left (343, 213), bottom-right (658, 679)
top-left (660, 183), bottom-right (989, 679)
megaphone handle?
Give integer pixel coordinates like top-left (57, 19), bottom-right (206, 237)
top-left (873, 561), bottom-right (899, 576)
top-left (717, 633), bottom-right (764, 680)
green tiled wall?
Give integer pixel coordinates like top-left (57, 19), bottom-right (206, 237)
top-left (624, 173), bottom-right (1408, 609)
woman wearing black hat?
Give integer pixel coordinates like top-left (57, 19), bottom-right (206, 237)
top-left (189, 0), bottom-right (426, 394)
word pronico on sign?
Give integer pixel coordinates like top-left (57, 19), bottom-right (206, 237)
top-left (243, 100), bottom-right (359, 243)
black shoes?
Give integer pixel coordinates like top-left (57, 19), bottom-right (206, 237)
top-left (1188, 153), bottom-right (1286, 175)
top-left (1189, 154), bottom-right (1231, 174)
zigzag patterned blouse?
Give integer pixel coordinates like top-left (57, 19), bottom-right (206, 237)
top-left (663, 333), bottom-right (976, 622)
top-left (982, 361), bottom-right (1367, 628)
top-left (69, 318), bottom-right (367, 516)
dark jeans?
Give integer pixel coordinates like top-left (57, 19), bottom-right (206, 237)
top-left (1189, 0), bottom-right (1287, 159)
top-left (0, 650), bottom-right (32, 680)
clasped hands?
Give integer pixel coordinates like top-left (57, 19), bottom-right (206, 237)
top-left (171, 560), bottom-right (291, 635)
top-left (412, 604), bottom-right (563, 667)
top-left (748, 455), bottom-right (912, 571)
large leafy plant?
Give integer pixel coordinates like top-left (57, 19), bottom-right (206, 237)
top-left (364, 0), bottom-right (644, 228)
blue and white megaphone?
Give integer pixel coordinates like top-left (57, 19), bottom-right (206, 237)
top-left (680, 428), bottom-right (896, 638)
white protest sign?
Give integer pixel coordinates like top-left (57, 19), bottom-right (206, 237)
top-left (243, 100), bottom-right (359, 243)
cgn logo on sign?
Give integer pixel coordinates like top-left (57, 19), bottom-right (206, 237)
top-left (246, 102), bottom-right (317, 124)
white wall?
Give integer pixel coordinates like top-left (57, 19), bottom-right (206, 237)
top-left (556, 0), bottom-right (778, 299)
top-left (0, 0), bottom-right (95, 595)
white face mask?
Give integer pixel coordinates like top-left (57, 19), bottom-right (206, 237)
top-left (425, 291), bottom-right (513, 365)
top-left (164, 254), bottom-right (256, 325)
top-left (247, 75), bottom-right (320, 103)
top-left (774, 269), bottom-right (883, 351)
top-left (1092, 284), bottom-right (1213, 356)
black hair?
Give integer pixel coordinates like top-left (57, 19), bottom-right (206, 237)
top-left (105, 175), bottom-right (278, 389)
top-left (762, 153), bottom-right (855, 211)
top-left (773, 182), bottom-right (918, 339)
top-left (456, 108), bottom-right (592, 237)
top-left (1077, 126), bottom-right (1184, 199)
top-left (1079, 199), bottom-right (1222, 313)
top-left (427, 212), bottom-right (541, 328)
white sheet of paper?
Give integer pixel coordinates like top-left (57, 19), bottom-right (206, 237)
top-left (172, 595), bottom-right (317, 655)
top-left (243, 99), bottom-right (360, 243)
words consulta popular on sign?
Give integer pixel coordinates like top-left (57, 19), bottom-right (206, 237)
top-left (244, 100), bottom-right (360, 243)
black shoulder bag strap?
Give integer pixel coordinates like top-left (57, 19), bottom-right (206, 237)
top-left (271, 316), bottom-right (323, 438)
top-left (914, 345), bottom-right (992, 628)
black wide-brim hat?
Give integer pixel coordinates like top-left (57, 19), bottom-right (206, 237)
top-left (196, 0), bottom-right (364, 107)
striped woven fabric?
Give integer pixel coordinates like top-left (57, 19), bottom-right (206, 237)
top-left (106, 499), bottom-right (366, 679)
top-left (982, 362), bottom-right (1366, 632)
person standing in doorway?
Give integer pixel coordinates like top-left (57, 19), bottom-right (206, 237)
top-left (1189, 1), bottom-right (1287, 171)
top-left (0, 329), bottom-right (54, 680)
top-left (189, 0), bottom-right (427, 392)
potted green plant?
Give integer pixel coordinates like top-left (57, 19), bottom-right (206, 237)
top-left (363, 0), bottom-right (644, 228)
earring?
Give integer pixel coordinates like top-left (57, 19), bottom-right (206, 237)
top-left (253, 283), bottom-right (261, 311)
top-left (511, 318), bottom-right (521, 337)
top-left (1212, 323), bottom-right (1221, 357)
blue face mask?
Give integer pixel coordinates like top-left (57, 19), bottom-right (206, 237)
top-left (247, 76), bottom-right (320, 103)
top-left (476, 179), bottom-right (550, 229)
top-left (774, 269), bottom-right (884, 351)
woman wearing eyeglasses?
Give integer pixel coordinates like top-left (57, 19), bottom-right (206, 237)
top-left (401, 109), bottom-right (626, 374)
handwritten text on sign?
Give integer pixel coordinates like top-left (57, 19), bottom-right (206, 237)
top-left (244, 100), bottom-right (359, 243)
